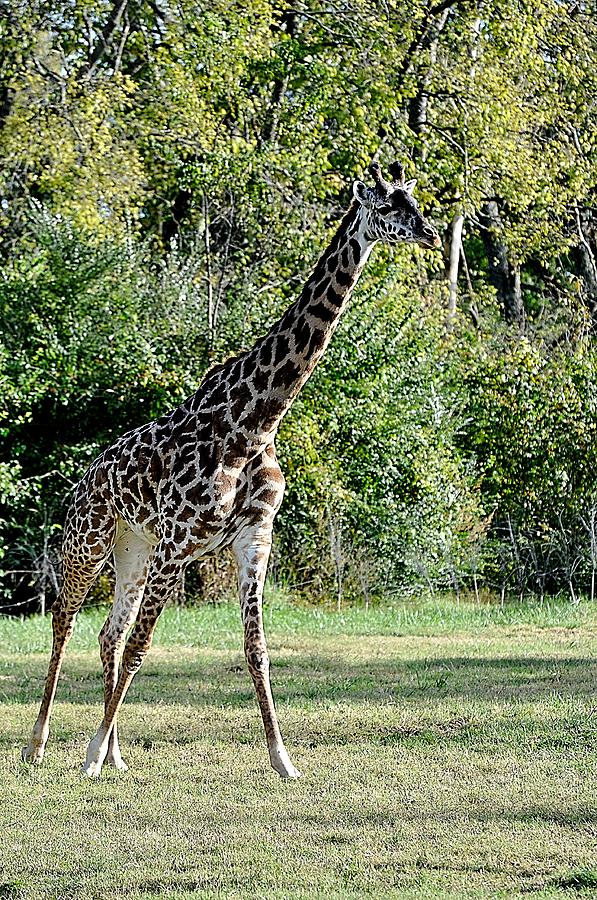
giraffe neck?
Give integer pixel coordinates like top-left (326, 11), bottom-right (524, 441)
top-left (238, 202), bottom-right (375, 436)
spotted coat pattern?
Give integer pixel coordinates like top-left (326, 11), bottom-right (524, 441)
top-left (23, 163), bottom-right (440, 778)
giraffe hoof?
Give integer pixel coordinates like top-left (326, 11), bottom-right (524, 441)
top-left (21, 744), bottom-right (45, 765)
top-left (81, 760), bottom-right (103, 778)
top-left (269, 746), bottom-right (302, 779)
top-left (106, 755), bottom-right (128, 772)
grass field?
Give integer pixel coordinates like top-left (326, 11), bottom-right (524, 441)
top-left (0, 595), bottom-right (595, 899)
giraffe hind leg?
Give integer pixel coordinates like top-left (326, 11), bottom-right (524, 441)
top-left (22, 498), bottom-right (117, 765)
top-left (99, 526), bottom-right (154, 771)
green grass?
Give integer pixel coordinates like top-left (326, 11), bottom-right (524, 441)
top-left (0, 595), bottom-right (595, 899)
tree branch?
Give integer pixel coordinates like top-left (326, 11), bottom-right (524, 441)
top-left (86, 0), bottom-right (129, 77)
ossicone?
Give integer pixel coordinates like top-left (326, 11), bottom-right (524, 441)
top-left (388, 161), bottom-right (405, 185)
top-left (368, 161), bottom-right (393, 197)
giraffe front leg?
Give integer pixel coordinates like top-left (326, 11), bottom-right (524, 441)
top-left (99, 529), bottom-right (153, 772)
top-left (233, 526), bottom-right (301, 779)
top-left (83, 544), bottom-right (180, 778)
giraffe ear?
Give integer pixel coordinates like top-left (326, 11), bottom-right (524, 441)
top-left (404, 178), bottom-right (417, 195)
top-left (352, 180), bottom-right (371, 207)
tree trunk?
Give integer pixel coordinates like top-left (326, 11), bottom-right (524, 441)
top-left (571, 207), bottom-right (597, 324)
top-left (480, 200), bottom-right (525, 326)
top-left (86, 0), bottom-right (129, 76)
top-left (447, 211), bottom-right (465, 318)
top-left (260, 5), bottom-right (298, 147)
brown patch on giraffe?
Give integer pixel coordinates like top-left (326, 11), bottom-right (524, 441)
top-left (140, 480), bottom-right (156, 504)
top-left (259, 339), bottom-right (273, 368)
top-left (93, 467), bottom-right (109, 489)
top-left (176, 466), bottom-right (197, 488)
top-left (273, 334), bottom-right (290, 366)
top-left (230, 384), bottom-right (252, 421)
top-left (172, 524), bottom-right (189, 545)
top-left (293, 317), bottom-right (311, 353)
top-left (178, 505), bottom-right (196, 522)
top-left (237, 403), bottom-right (257, 426)
top-left (90, 511), bottom-right (105, 530)
top-left (336, 268), bottom-right (352, 287)
top-left (309, 301), bottom-right (335, 323)
top-left (276, 359), bottom-right (301, 387)
top-left (250, 364), bottom-right (268, 393)
top-left (121, 490), bottom-right (136, 507)
top-left (349, 238), bottom-right (362, 262)
top-left (259, 466), bottom-right (285, 485)
top-left (227, 360), bottom-right (243, 384)
top-left (327, 285), bottom-right (343, 306)
top-left (256, 488), bottom-right (278, 507)
top-left (150, 453), bottom-right (163, 484)
top-left (297, 288), bottom-right (312, 312)
top-left (244, 356), bottom-right (259, 381)
top-left (216, 469), bottom-right (236, 496)
top-left (186, 481), bottom-right (208, 505)
top-left (169, 486), bottom-right (183, 507)
top-left (308, 328), bottom-right (326, 355)
top-left (258, 398), bottom-right (287, 431)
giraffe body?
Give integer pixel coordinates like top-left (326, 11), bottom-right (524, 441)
top-left (23, 162), bottom-right (440, 778)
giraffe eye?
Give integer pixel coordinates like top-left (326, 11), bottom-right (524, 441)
top-left (378, 205), bottom-right (393, 216)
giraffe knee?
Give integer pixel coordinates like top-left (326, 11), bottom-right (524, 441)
top-left (245, 643), bottom-right (270, 676)
top-left (51, 606), bottom-right (75, 642)
top-left (98, 628), bottom-right (120, 667)
top-left (99, 616), bottom-right (121, 647)
top-left (121, 637), bottom-right (151, 674)
top-left (121, 648), bottom-right (145, 674)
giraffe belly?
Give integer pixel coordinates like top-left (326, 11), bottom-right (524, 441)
top-left (109, 488), bottom-right (161, 544)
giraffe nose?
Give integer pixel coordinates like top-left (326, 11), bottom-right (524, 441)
top-left (422, 225), bottom-right (442, 248)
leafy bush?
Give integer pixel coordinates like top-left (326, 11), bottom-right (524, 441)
top-left (456, 327), bottom-right (597, 599)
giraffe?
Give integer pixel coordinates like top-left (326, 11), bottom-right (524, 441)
top-left (22, 161), bottom-right (441, 779)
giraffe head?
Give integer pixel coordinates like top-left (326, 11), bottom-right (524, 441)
top-left (352, 161), bottom-right (441, 249)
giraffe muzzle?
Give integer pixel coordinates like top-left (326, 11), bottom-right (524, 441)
top-left (418, 225), bottom-right (442, 249)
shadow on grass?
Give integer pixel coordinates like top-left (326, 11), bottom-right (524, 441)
top-left (551, 869), bottom-right (597, 891)
top-left (2, 649), bottom-right (595, 754)
top-left (2, 652), bottom-right (594, 707)
top-left (360, 804), bottom-right (597, 827)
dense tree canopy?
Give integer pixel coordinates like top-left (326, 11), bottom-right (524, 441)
top-left (1, 0), bottom-right (597, 610)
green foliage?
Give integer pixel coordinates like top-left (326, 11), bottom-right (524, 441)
top-left (1, 1), bottom-right (597, 608)
top-left (0, 212), bottom-right (213, 605)
top-left (455, 327), bottom-right (597, 596)
top-left (458, 332), bottom-right (597, 522)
